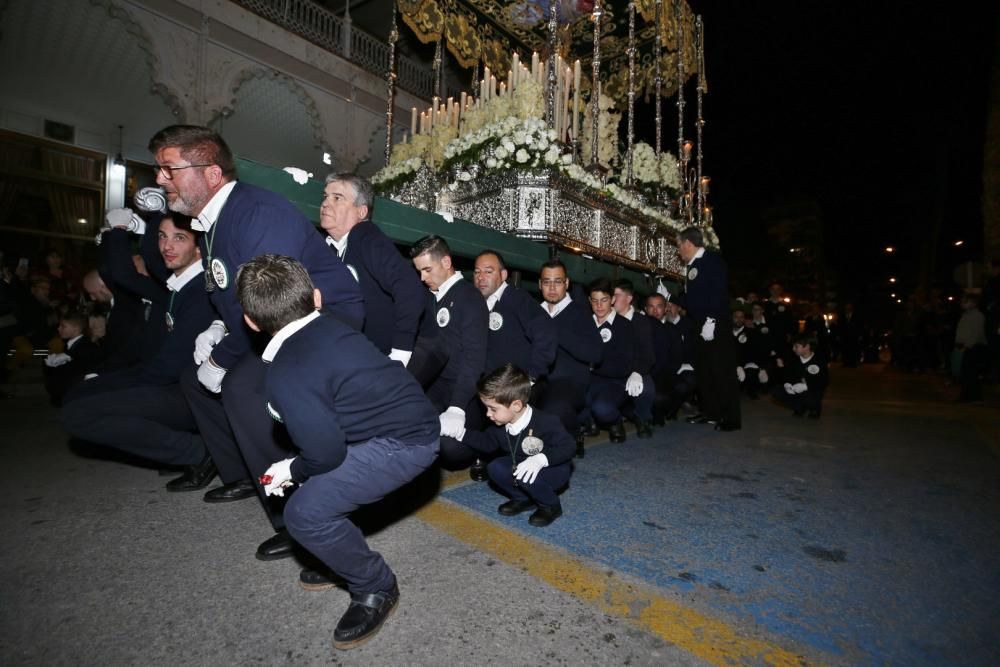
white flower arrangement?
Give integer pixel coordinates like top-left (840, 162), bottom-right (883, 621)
top-left (578, 93), bottom-right (622, 170)
top-left (441, 116), bottom-right (562, 174)
top-left (372, 157), bottom-right (424, 186)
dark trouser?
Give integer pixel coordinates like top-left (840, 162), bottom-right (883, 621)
top-left (959, 344), bottom-right (987, 401)
top-left (654, 370), bottom-right (696, 419)
top-left (623, 374), bottom-right (656, 422)
top-left (487, 456), bottom-right (572, 508)
top-left (284, 437), bottom-right (439, 595)
top-left (535, 377), bottom-right (588, 434)
top-left (582, 376), bottom-right (627, 425)
top-left (695, 334), bottom-right (741, 426)
top-left (59, 383), bottom-right (206, 466)
top-left (181, 357), bottom-right (295, 530)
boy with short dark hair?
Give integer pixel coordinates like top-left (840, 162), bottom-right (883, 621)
top-left (773, 335), bottom-right (828, 418)
top-left (43, 311), bottom-right (100, 405)
top-left (457, 363), bottom-right (575, 527)
top-left (236, 254), bottom-right (440, 651)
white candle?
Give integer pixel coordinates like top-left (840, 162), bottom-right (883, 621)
top-left (531, 52), bottom-right (539, 79)
top-left (411, 107), bottom-right (417, 137)
top-left (489, 75), bottom-right (496, 100)
top-left (572, 60), bottom-right (581, 140)
top-left (512, 52), bottom-right (519, 89)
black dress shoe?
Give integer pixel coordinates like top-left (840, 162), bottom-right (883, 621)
top-left (686, 414), bottom-right (713, 424)
top-left (498, 498), bottom-right (536, 516)
top-left (714, 421), bottom-right (741, 432)
top-left (165, 456), bottom-right (217, 492)
top-left (635, 420), bottom-right (653, 438)
top-left (333, 581), bottom-right (400, 650)
top-left (299, 567), bottom-right (344, 591)
top-left (203, 479), bottom-right (256, 503)
top-left (469, 458), bottom-right (488, 482)
top-left (575, 433), bottom-right (586, 458)
top-left (608, 421), bottom-right (626, 443)
top-left (256, 529), bottom-right (296, 561)
top-left (579, 421), bottom-right (600, 437)
top-left (528, 503), bottom-right (563, 527)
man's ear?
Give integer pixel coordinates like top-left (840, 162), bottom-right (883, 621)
top-left (441, 255), bottom-right (453, 271)
top-left (313, 288), bottom-right (322, 310)
top-left (243, 313), bottom-right (261, 333)
top-left (501, 268), bottom-right (509, 283)
top-left (357, 204), bottom-right (370, 221)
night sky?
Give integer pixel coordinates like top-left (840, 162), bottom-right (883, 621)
top-left (688, 1), bottom-right (995, 306)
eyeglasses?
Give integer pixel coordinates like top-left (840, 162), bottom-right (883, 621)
top-left (540, 279), bottom-right (566, 287)
top-left (153, 163), bottom-right (213, 180)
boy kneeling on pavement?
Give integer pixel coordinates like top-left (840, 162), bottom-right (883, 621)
top-left (237, 254), bottom-right (440, 651)
top-left (773, 335), bottom-right (828, 418)
top-left (457, 363), bottom-right (574, 526)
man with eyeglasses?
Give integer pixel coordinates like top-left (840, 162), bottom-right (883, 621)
top-left (148, 124), bottom-right (364, 561)
top-left (534, 259), bottom-right (603, 456)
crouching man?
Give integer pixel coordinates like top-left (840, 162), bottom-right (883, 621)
top-left (237, 254), bottom-right (439, 650)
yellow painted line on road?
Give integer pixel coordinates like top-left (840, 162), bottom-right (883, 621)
top-left (416, 498), bottom-right (819, 667)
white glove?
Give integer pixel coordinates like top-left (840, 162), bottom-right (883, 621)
top-left (262, 458), bottom-right (295, 497)
top-left (677, 363), bottom-right (694, 375)
top-left (104, 207), bottom-right (146, 234)
top-left (736, 366), bottom-right (746, 383)
top-left (783, 382), bottom-right (794, 395)
top-left (193, 320), bottom-right (227, 365)
top-left (439, 406), bottom-right (466, 438)
top-left (84, 373), bottom-right (99, 380)
top-left (44, 353), bottom-right (72, 367)
top-left (791, 382), bottom-right (808, 394)
top-left (197, 359), bottom-right (227, 393)
top-left (625, 372), bottom-right (644, 397)
top-left (776, 358), bottom-right (785, 368)
top-left (388, 348), bottom-right (412, 367)
top-left (513, 453), bottom-right (549, 485)
top-left (744, 362), bottom-right (759, 370)
top-left (758, 369), bottom-right (769, 384)
top-left (656, 279), bottom-right (671, 300)
top-left (700, 317), bottom-right (716, 341)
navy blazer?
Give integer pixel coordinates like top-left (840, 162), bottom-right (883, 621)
top-left (417, 278), bottom-right (489, 409)
top-left (462, 408), bottom-right (575, 468)
top-left (339, 220), bottom-right (425, 354)
top-left (627, 311), bottom-right (657, 375)
top-left (201, 182), bottom-right (364, 368)
top-left (546, 298), bottom-right (605, 387)
top-left (682, 250), bottom-right (732, 325)
top-left (486, 285), bottom-right (557, 380)
top-left (592, 314), bottom-right (634, 381)
top-left (265, 314), bottom-right (439, 483)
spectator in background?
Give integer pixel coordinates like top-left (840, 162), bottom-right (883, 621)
top-left (954, 294), bottom-right (987, 404)
top-left (43, 310), bottom-right (100, 406)
top-left (35, 250), bottom-right (79, 307)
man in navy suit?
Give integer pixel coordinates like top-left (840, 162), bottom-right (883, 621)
top-left (149, 124), bottom-right (364, 560)
top-left (59, 213), bottom-right (217, 487)
top-left (534, 259), bottom-right (603, 456)
top-left (320, 173), bottom-right (424, 362)
top-left (408, 235), bottom-right (489, 468)
top-left (677, 226), bottom-right (741, 431)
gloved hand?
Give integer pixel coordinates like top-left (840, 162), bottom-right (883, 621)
top-left (783, 382), bottom-right (794, 395)
top-left (193, 320), bottom-right (227, 365)
top-left (84, 373), bottom-right (99, 380)
top-left (514, 453), bottom-right (548, 484)
top-left (776, 358), bottom-right (785, 368)
top-left (791, 382), bottom-right (808, 394)
top-left (439, 406), bottom-right (466, 438)
top-left (744, 362), bottom-right (759, 370)
top-left (736, 366), bottom-right (746, 383)
top-left (262, 458), bottom-right (295, 497)
top-left (197, 359), bottom-right (227, 393)
top-left (625, 372), bottom-right (644, 397)
top-left (44, 353), bottom-right (72, 367)
top-left (104, 207), bottom-right (146, 234)
top-left (677, 363), bottom-right (694, 375)
top-left (656, 279), bottom-right (671, 300)
top-left (388, 348), bottom-right (412, 367)
top-left (700, 317), bottom-right (716, 341)
top-left (758, 369), bottom-right (769, 384)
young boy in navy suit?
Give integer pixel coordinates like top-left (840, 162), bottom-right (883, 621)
top-left (236, 254), bottom-right (440, 651)
top-left (458, 363), bottom-right (574, 527)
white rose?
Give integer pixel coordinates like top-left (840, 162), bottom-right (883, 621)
top-left (515, 149), bottom-right (530, 163)
top-left (486, 157), bottom-right (498, 169)
top-left (495, 146), bottom-right (508, 160)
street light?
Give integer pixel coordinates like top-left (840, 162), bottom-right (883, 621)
top-left (889, 277), bottom-right (896, 283)
top-left (954, 240), bottom-right (964, 247)
top-left (885, 246), bottom-right (895, 253)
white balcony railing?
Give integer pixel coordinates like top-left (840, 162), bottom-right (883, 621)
top-left (234, 0), bottom-right (439, 99)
